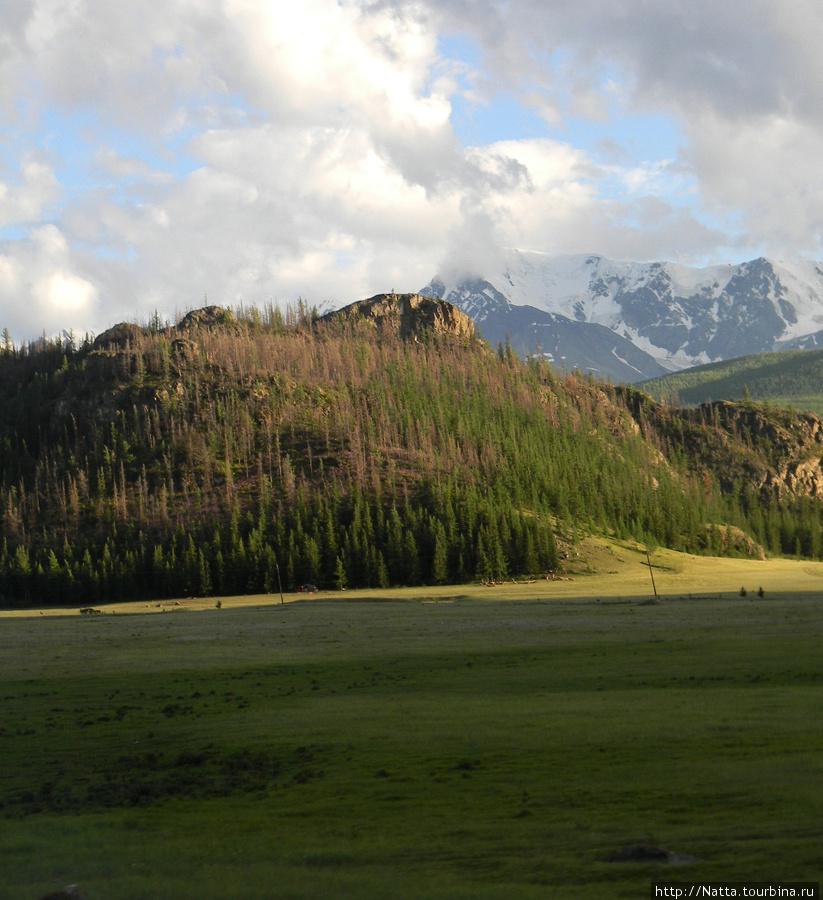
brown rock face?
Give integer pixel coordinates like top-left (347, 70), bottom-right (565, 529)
top-left (618, 388), bottom-right (823, 503)
top-left (92, 321), bottom-right (148, 350)
top-left (176, 306), bottom-right (237, 331)
top-left (321, 293), bottom-right (475, 341)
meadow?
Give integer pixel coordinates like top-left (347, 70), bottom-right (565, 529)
top-left (1, 542), bottom-right (822, 899)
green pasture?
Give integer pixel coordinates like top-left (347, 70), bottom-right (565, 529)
top-left (1, 586), bottom-right (821, 898)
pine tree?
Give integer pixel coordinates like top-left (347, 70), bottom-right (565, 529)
top-left (334, 555), bottom-right (347, 591)
top-left (403, 530), bottom-right (421, 585)
top-left (431, 520), bottom-right (448, 584)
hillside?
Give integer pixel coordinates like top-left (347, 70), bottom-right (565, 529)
top-left (637, 347), bottom-right (823, 413)
top-left (2, 295), bottom-right (823, 608)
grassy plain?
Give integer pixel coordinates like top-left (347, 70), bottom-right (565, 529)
top-left (1, 541), bottom-right (822, 899)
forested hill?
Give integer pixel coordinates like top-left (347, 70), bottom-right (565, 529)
top-left (1, 296), bottom-right (823, 608)
top-left (638, 347), bottom-right (823, 414)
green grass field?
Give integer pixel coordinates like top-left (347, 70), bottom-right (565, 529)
top-left (2, 545), bottom-right (822, 898)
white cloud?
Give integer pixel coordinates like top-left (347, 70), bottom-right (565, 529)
top-left (2, 0), bottom-right (823, 339)
top-left (683, 110), bottom-right (823, 255)
top-left (426, 0), bottom-right (823, 261)
top-left (459, 138), bottom-right (597, 244)
top-left (36, 270), bottom-right (96, 311)
top-left (0, 224), bottom-right (99, 336)
top-left (0, 253), bottom-right (22, 294)
top-left (0, 159), bottom-right (60, 226)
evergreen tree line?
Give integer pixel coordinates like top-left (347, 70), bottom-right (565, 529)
top-left (0, 478), bottom-right (560, 607)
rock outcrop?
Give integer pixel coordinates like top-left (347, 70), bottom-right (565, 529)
top-left (618, 388), bottom-right (823, 502)
top-left (93, 306), bottom-right (237, 351)
top-left (320, 293), bottom-right (475, 341)
top-left (176, 306), bottom-right (238, 332)
top-left (88, 307), bottom-right (235, 383)
top-left (92, 321), bottom-right (148, 350)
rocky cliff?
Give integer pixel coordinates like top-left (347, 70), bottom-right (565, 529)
top-left (619, 388), bottom-right (823, 502)
top-left (320, 293), bottom-right (475, 341)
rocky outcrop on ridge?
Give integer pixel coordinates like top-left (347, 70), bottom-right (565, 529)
top-left (176, 306), bottom-right (238, 332)
top-left (320, 293), bottom-right (475, 341)
top-left (93, 306), bottom-right (238, 351)
top-left (92, 321), bottom-right (148, 350)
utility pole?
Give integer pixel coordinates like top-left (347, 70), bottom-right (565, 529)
top-left (276, 562), bottom-right (284, 605)
top-left (645, 551), bottom-right (658, 600)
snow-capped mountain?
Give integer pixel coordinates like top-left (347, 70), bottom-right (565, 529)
top-left (421, 251), bottom-right (823, 381)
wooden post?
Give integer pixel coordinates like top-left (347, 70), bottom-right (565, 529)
top-left (646, 551), bottom-right (658, 600)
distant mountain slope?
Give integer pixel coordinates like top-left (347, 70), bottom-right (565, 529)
top-left (422, 251), bottom-right (823, 379)
top-left (420, 277), bottom-right (668, 382)
top-left (637, 347), bottom-right (823, 412)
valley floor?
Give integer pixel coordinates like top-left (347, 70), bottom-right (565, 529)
top-left (1, 557), bottom-right (821, 899)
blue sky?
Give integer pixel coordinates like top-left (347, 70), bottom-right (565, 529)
top-left (1, 0), bottom-right (821, 340)
top-left (441, 33), bottom-right (682, 160)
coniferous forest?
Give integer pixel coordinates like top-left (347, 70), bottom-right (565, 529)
top-left (1, 298), bottom-right (822, 608)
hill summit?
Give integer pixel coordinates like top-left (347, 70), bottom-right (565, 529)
top-left (320, 293), bottom-right (474, 341)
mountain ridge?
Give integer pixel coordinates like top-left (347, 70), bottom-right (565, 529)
top-left (421, 251), bottom-right (823, 381)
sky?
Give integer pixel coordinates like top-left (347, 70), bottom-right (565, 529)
top-left (2, 0), bottom-right (823, 341)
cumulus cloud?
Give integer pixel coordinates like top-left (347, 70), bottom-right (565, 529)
top-left (683, 110), bottom-right (823, 254)
top-left (426, 0), bottom-right (823, 259)
top-left (0, 224), bottom-right (99, 337)
top-left (430, 0), bottom-right (823, 121)
top-left (1, 0), bottom-right (465, 333)
top-left (0, 159), bottom-right (60, 226)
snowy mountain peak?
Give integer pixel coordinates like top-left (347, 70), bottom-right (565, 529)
top-left (422, 251), bottom-right (823, 379)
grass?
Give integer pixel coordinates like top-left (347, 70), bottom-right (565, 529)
top-left (1, 542), bottom-right (822, 898)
